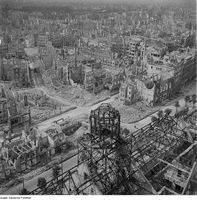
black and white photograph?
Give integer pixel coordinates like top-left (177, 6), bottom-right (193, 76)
top-left (0, 0), bottom-right (196, 197)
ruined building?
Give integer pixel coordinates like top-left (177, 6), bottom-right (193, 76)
top-left (0, 58), bottom-right (31, 88)
top-left (0, 86), bottom-right (7, 124)
top-left (70, 59), bottom-right (108, 94)
top-left (119, 78), bottom-right (142, 105)
top-left (0, 84), bottom-right (33, 177)
top-left (70, 59), bottom-right (126, 94)
top-left (0, 85), bottom-right (31, 135)
top-left (119, 47), bottom-right (196, 106)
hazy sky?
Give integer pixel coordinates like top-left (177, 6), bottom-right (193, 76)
top-left (17, 0), bottom-right (196, 3)
top-left (28, 0), bottom-right (195, 9)
top-left (1, 0), bottom-right (196, 8)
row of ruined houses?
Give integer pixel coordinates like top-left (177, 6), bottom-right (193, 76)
top-left (70, 59), bottom-right (126, 94)
top-left (0, 118), bottom-right (82, 180)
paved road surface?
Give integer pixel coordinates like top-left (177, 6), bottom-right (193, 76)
top-left (37, 94), bottom-right (118, 132)
top-left (3, 155), bottom-right (78, 195)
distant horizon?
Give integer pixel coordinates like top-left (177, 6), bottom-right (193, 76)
top-left (0, 0), bottom-right (196, 5)
top-left (0, 0), bottom-right (196, 10)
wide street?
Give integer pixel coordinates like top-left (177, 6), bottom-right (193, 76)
top-left (3, 155), bottom-right (78, 195)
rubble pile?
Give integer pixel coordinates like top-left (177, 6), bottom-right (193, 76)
top-left (15, 89), bottom-right (71, 123)
top-left (56, 85), bottom-right (110, 106)
top-left (111, 100), bottom-right (160, 123)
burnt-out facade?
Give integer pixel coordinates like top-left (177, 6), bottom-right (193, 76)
top-left (153, 78), bottom-right (174, 105)
top-left (0, 58), bottom-right (31, 87)
top-left (0, 85), bottom-right (31, 136)
top-left (181, 53), bottom-right (196, 84)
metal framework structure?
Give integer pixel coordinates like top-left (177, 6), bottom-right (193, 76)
top-left (28, 105), bottom-right (197, 195)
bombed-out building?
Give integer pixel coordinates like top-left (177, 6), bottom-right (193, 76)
top-left (0, 58), bottom-right (31, 87)
top-left (120, 46), bottom-right (196, 106)
top-left (0, 85), bottom-right (31, 135)
top-left (72, 59), bottom-right (127, 94)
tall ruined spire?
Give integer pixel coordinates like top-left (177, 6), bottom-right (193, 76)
top-left (74, 40), bottom-right (77, 68)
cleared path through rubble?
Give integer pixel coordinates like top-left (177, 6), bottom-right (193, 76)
top-left (37, 93), bottom-right (192, 133)
top-left (37, 94), bottom-right (119, 131)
